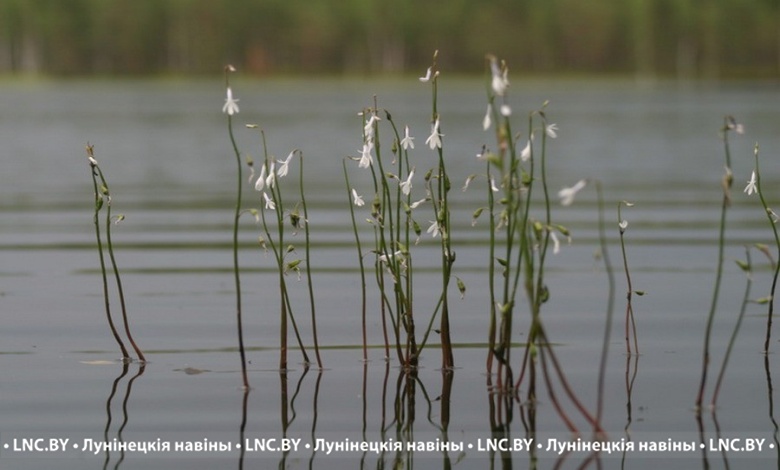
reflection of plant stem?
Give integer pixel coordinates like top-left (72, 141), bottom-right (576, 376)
top-left (102, 362), bottom-right (128, 470)
top-left (308, 370), bottom-right (323, 468)
top-left (238, 386), bottom-right (249, 470)
top-left (711, 247), bottom-right (752, 407)
top-left (115, 363), bottom-right (145, 468)
top-left (87, 145), bottom-right (129, 362)
top-left (278, 371), bottom-right (289, 468)
top-left (764, 355), bottom-right (780, 464)
top-left (712, 411), bottom-right (730, 468)
top-left (299, 151), bottom-right (322, 369)
top-left (696, 116), bottom-right (734, 412)
top-left (622, 353), bottom-right (639, 468)
top-left (695, 409), bottom-right (709, 468)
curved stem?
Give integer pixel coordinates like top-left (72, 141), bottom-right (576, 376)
top-left (696, 120), bottom-right (733, 411)
top-left (299, 151), bottom-right (323, 368)
top-left (97, 166), bottom-right (145, 363)
top-left (88, 154), bottom-right (129, 361)
top-left (227, 114), bottom-right (250, 389)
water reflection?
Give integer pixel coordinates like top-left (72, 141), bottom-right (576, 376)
top-left (237, 387), bottom-right (249, 470)
top-left (101, 363), bottom-right (146, 470)
top-left (765, 355), bottom-right (780, 466)
top-left (621, 354), bottom-right (640, 469)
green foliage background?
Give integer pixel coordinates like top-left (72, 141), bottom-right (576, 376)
top-left (1, 0), bottom-right (778, 78)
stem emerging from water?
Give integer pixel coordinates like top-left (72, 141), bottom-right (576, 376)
top-left (87, 145), bottom-right (130, 361)
top-left (696, 116), bottom-right (734, 411)
top-left (227, 108), bottom-right (250, 389)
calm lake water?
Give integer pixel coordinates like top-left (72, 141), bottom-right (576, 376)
top-left (1, 77), bottom-right (780, 469)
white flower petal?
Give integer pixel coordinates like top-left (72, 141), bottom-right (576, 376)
top-left (351, 188), bottom-right (365, 207)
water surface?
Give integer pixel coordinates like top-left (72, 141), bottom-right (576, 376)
top-left (1, 78), bottom-right (779, 468)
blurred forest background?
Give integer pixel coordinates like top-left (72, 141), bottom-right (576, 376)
top-left (1, 0), bottom-right (778, 79)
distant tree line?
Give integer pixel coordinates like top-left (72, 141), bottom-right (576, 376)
top-left (1, 0), bottom-right (778, 78)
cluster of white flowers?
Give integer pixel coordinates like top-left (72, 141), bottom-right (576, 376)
top-left (347, 65), bottom-right (450, 243)
top-left (250, 149), bottom-right (297, 211)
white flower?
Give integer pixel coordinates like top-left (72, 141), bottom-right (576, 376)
top-left (254, 163), bottom-right (267, 191)
top-left (400, 168), bottom-right (415, 196)
top-left (364, 113), bottom-right (380, 141)
top-left (378, 250), bottom-right (403, 264)
top-left (265, 161), bottom-right (276, 189)
top-left (425, 118), bottom-right (443, 149)
top-left (545, 123), bottom-right (558, 139)
top-left (277, 151), bottom-right (295, 178)
top-left (619, 220), bottom-right (629, 231)
top-left (462, 175), bottom-right (476, 191)
top-left (558, 179), bottom-right (587, 206)
top-left (744, 170), bottom-right (758, 196)
top-left (222, 87), bottom-right (240, 115)
top-left (482, 104), bottom-right (492, 131)
top-left (351, 188), bottom-right (365, 207)
top-left (358, 143), bottom-right (373, 168)
top-left (88, 156), bottom-right (98, 167)
top-left (489, 57), bottom-right (509, 96)
top-left (769, 208), bottom-right (779, 224)
top-left (427, 220), bottom-right (440, 238)
top-left (400, 125), bottom-right (415, 150)
top-left (520, 138), bottom-right (532, 162)
top-left (490, 177), bottom-right (500, 193)
top-left (410, 198), bottom-right (427, 209)
top-left (500, 104), bottom-right (512, 117)
top-left (263, 192), bottom-right (275, 210)
top-left (727, 118), bottom-right (745, 135)
top-left (419, 67), bottom-right (432, 82)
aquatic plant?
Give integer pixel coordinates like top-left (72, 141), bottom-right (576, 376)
top-left (351, 100), bottom-right (423, 368)
top-left (297, 151), bottom-right (323, 369)
top-left (711, 246), bottom-right (753, 407)
top-left (222, 64), bottom-right (250, 389)
top-left (342, 160), bottom-right (371, 361)
top-left (86, 144), bottom-right (145, 363)
top-left (87, 145), bottom-right (130, 362)
top-left (475, 55), bottom-right (600, 433)
top-left (617, 201), bottom-right (640, 355)
top-left (744, 143), bottom-right (780, 354)
top-left (695, 115), bottom-right (741, 411)
top-left (248, 127), bottom-right (314, 370)
top-left (419, 50), bottom-right (456, 370)
top-left (344, 54), bottom-right (459, 371)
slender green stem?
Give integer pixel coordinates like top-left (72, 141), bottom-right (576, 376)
top-left (299, 151), bottom-right (323, 368)
top-left (753, 144), bottom-right (780, 354)
top-left (618, 202), bottom-right (639, 355)
top-left (696, 118), bottom-right (734, 411)
top-left (87, 148), bottom-right (129, 361)
top-left (711, 247), bottom-right (752, 406)
top-left (342, 159), bottom-right (369, 361)
top-left (226, 113), bottom-right (250, 389)
top-left (95, 165), bottom-right (145, 363)
top-left (486, 162), bottom-right (497, 373)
